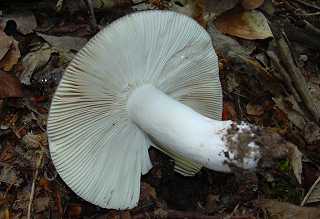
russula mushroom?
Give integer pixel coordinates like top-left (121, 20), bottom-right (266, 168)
top-left (47, 10), bottom-right (260, 209)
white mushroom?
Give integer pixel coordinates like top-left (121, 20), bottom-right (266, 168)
top-left (47, 10), bottom-right (260, 210)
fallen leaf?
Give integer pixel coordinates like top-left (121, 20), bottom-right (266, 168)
top-left (273, 96), bottom-right (306, 130)
top-left (215, 10), bottom-right (273, 40)
top-left (37, 33), bottom-right (87, 51)
top-left (223, 101), bottom-right (238, 121)
top-left (0, 38), bottom-right (20, 71)
top-left (0, 166), bottom-right (23, 186)
top-left (19, 43), bottom-right (52, 85)
top-left (288, 145), bottom-right (302, 184)
top-left (0, 72), bottom-right (22, 98)
top-left (39, 177), bottom-right (51, 191)
top-left (246, 102), bottom-right (264, 116)
top-left (67, 204), bottom-right (82, 218)
top-left (0, 11), bottom-right (37, 35)
top-left (34, 196), bottom-right (50, 213)
top-left (22, 132), bottom-right (48, 149)
top-left (0, 35), bottom-right (12, 60)
top-left (241, 0), bottom-right (264, 10)
top-left (205, 194), bottom-right (219, 213)
top-left (139, 182), bottom-right (157, 206)
top-left (304, 122), bottom-right (320, 144)
top-left (0, 208), bottom-right (10, 219)
top-left (257, 199), bottom-right (320, 219)
top-left (208, 23), bottom-right (255, 56)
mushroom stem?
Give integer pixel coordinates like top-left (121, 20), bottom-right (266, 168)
top-left (128, 85), bottom-right (260, 172)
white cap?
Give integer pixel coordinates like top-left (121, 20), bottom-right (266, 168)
top-left (47, 10), bottom-right (222, 209)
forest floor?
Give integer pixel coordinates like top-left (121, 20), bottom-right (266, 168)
top-left (1, 0), bottom-right (320, 218)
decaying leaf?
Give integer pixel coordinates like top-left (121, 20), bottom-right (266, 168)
top-left (0, 72), bottom-right (23, 98)
top-left (22, 132), bottom-right (48, 149)
top-left (1, 11), bottom-right (37, 35)
top-left (257, 199), bottom-right (320, 219)
top-left (241, 0), bottom-right (264, 10)
top-left (37, 33), bottom-right (87, 51)
top-left (0, 35), bottom-right (13, 60)
top-left (273, 96), bottom-right (306, 130)
top-left (139, 182), bottom-right (157, 206)
top-left (288, 145), bottom-right (302, 184)
top-left (19, 43), bottom-right (52, 85)
top-left (215, 10), bottom-right (273, 40)
top-left (34, 196), bottom-right (50, 213)
top-left (304, 122), bottom-right (320, 144)
top-left (0, 166), bottom-right (23, 186)
top-left (0, 38), bottom-right (20, 71)
top-left (223, 101), bottom-right (238, 121)
top-left (246, 102), bottom-right (264, 116)
top-left (67, 204), bottom-right (82, 218)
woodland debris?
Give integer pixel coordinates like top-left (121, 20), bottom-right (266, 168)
top-left (215, 9), bottom-right (273, 40)
top-left (257, 199), bottom-right (320, 219)
top-left (0, 72), bottom-right (22, 98)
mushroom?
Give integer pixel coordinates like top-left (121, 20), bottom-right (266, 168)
top-left (47, 10), bottom-right (260, 209)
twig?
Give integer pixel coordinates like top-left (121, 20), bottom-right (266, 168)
top-left (275, 31), bottom-right (320, 123)
top-left (85, 0), bottom-right (98, 33)
top-left (27, 152), bottom-right (44, 219)
top-left (301, 175), bottom-right (320, 206)
top-left (303, 20), bottom-right (320, 36)
top-left (296, 11), bottom-right (320, 16)
top-left (292, 0), bottom-right (320, 11)
top-left (267, 50), bottom-right (300, 101)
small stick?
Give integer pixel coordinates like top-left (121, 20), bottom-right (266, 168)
top-left (27, 152), bottom-right (44, 219)
top-left (85, 0), bottom-right (98, 33)
top-left (292, 0), bottom-right (320, 10)
top-left (301, 175), bottom-right (320, 206)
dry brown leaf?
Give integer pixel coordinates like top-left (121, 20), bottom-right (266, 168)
top-left (22, 132), bottom-right (48, 149)
top-left (139, 182), bottom-right (157, 206)
top-left (223, 101), bottom-right (238, 121)
top-left (0, 38), bottom-right (20, 71)
top-left (241, 0), bottom-right (264, 10)
top-left (0, 72), bottom-right (22, 99)
top-left (257, 199), bottom-right (320, 219)
top-left (34, 196), bottom-right (50, 213)
top-left (246, 102), bottom-right (264, 116)
top-left (0, 35), bottom-right (12, 60)
top-left (273, 96), bottom-right (306, 130)
top-left (0, 166), bottom-right (23, 186)
top-left (67, 204), bottom-right (82, 218)
top-left (215, 10), bottom-right (273, 40)
top-left (0, 208), bottom-right (10, 219)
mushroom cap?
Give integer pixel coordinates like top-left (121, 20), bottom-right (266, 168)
top-left (47, 10), bottom-right (222, 209)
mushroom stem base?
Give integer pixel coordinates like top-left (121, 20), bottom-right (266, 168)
top-left (127, 85), bottom-right (260, 172)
